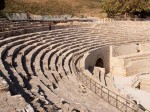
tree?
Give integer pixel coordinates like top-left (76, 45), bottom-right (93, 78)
top-left (102, 0), bottom-right (150, 18)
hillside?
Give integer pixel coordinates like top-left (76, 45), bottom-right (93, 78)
top-left (2, 0), bottom-right (106, 18)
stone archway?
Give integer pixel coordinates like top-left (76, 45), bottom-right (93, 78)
top-left (94, 58), bottom-right (106, 85)
top-left (95, 58), bottom-right (104, 68)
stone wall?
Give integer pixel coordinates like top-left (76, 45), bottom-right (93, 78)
top-left (110, 43), bottom-right (150, 76)
top-left (84, 46), bottom-right (110, 73)
top-left (141, 43), bottom-right (150, 52)
top-left (112, 43), bottom-right (138, 57)
top-left (126, 59), bottom-right (150, 76)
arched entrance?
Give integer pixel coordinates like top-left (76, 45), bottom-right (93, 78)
top-left (95, 58), bottom-right (104, 68)
top-left (95, 58), bottom-right (106, 85)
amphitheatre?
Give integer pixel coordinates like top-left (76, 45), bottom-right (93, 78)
top-left (0, 3), bottom-right (150, 112)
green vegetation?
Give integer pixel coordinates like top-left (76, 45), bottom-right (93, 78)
top-left (2, 0), bottom-right (149, 18)
top-left (102, 0), bottom-right (150, 18)
top-left (2, 0), bottom-right (105, 17)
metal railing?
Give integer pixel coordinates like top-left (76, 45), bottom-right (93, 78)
top-left (72, 53), bottom-right (150, 112)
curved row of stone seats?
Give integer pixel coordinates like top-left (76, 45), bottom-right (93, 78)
top-left (53, 40), bottom-right (100, 79)
top-left (15, 35), bottom-right (45, 78)
top-left (25, 28), bottom-right (108, 110)
top-left (3, 36), bottom-right (40, 89)
top-left (0, 21), bottom-right (48, 32)
top-left (0, 27), bottom-right (90, 82)
top-left (0, 19), bottom-right (49, 35)
top-left (0, 17), bottom-right (8, 21)
top-left (35, 29), bottom-right (84, 81)
top-left (0, 34), bottom-right (39, 87)
top-left (0, 27), bottom-right (49, 39)
top-left (0, 26), bottom-right (117, 111)
top-left (0, 18), bottom-right (92, 33)
top-left (40, 29), bottom-right (102, 84)
top-left (26, 38), bottom-right (63, 87)
top-left (0, 23), bottom-right (92, 38)
top-left (0, 31), bottom-right (65, 111)
top-left (70, 34), bottom-right (150, 112)
top-left (72, 48), bottom-right (140, 112)
top-left (0, 21), bottom-right (150, 111)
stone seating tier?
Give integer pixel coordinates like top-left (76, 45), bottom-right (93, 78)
top-left (0, 21), bottom-right (150, 112)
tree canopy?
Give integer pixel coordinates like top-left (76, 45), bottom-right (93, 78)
top-left (102, 0), bottom-right (150, 18)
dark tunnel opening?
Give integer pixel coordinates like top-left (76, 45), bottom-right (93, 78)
top-left (95, 58), bottom-right (104, 68)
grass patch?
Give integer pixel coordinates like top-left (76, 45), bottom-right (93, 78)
top-left (2, 0), bottom-right (105, 18)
